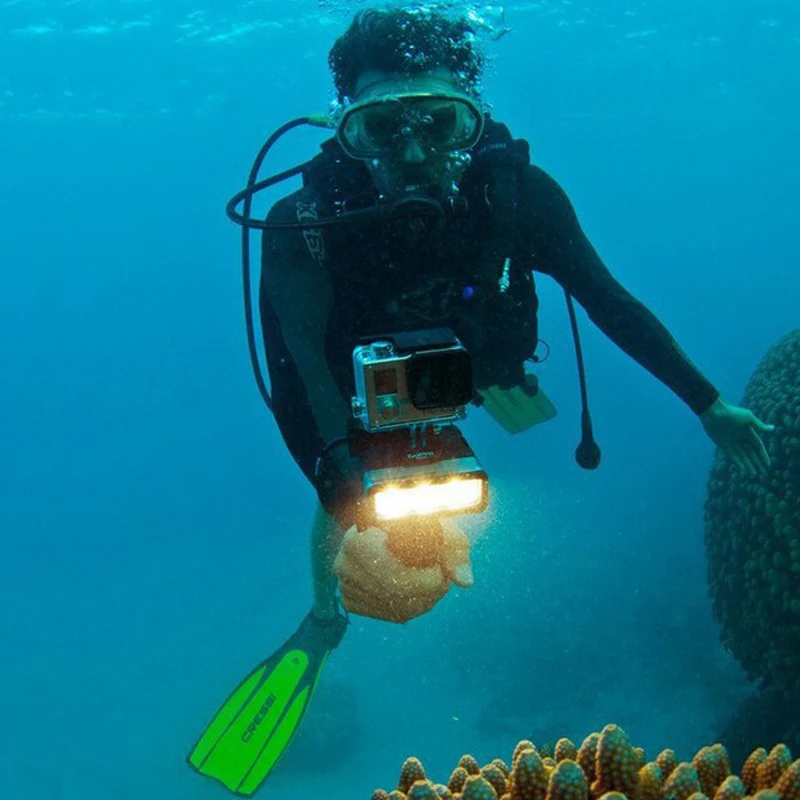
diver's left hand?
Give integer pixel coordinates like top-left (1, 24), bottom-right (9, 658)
top-left (699, 397), bottom-right (774, 475)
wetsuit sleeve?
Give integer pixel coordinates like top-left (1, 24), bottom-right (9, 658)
top-left (522, 167), bottom-right (719, 415)
top-left (259, 194), bottom-right (353, 482)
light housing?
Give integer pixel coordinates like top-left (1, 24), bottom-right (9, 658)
top-left (357, 427), bottom-right (489, 522)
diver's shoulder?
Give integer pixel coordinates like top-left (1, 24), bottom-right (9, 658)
top-left (519, 163), bottom-right (574, 207)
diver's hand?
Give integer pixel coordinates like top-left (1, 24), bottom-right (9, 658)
top-left (333, 519), bottom-right (473, 624)
top-left (699, 397), bottom-right (774, 475)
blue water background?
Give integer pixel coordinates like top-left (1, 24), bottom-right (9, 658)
top-left (1, 1), bottom-right (798, 797)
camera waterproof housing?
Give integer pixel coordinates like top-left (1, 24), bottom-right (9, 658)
top-left (349, 329), bottom-right (488, 521)
top-left (351, 328), bottom-right (474, 433)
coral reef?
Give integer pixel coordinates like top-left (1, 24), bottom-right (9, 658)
top-left (368, 723), bottom-right (799, 800)
top-left (703, 329), bottom-right (800, 755)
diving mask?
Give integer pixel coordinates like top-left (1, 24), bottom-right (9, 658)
top-left (337, 93), bottom-right (484, 160)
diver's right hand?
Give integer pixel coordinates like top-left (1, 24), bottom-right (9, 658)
top-left (333, 518), bottom-right (473, 624)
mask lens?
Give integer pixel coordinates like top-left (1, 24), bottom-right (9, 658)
top-left (361, 104), bottom-right (403, 151)
top-left (338, 95), bottom-right (482, 159)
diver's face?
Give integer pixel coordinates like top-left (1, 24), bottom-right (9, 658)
top-left (348, 68), bottom-right (478, 198)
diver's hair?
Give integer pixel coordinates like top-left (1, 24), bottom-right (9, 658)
top-left (328, 7), bottom-right (484, 102)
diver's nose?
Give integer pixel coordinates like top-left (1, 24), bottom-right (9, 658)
top-left (400, 137), bottom-right (427, 164)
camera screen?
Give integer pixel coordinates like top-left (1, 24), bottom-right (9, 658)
top-left (373, 368), bottom-right (398, 396)
top-left (407, 349), bottom-right (473, 410)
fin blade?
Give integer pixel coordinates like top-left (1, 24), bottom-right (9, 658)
top-left (188, 649), bottom-right (310, 793)
top-left (480, 384), bottom-right (558, 434)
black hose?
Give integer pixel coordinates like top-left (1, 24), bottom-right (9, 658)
top-left (238, 117), bottom-right (315, 411)
top-left (565, 291), bottom-right (601, 470)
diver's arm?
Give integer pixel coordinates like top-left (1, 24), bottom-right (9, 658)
top-left (525, 168), bottom-right (719, 415)
top-left (260, 195), bottom-right (353, 470)
top-left (260, 196), bottom-right (354, 618)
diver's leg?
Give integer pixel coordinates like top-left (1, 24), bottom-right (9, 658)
top-left (311, 503), bottom-right (345, 620)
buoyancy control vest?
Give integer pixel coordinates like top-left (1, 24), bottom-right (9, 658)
top-left (300, 117), bottom-right (540, 395)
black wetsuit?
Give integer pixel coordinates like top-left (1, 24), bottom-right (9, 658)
top-left (259, 123), bottom-right (719, 488)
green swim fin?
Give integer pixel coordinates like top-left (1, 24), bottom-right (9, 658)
top-left (478, 375), bottom-right (558, 435)
top-left (187, 609), bottom-right (347, 797)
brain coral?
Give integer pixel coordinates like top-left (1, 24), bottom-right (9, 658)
top-left (704, 329), bottom-right (800, 750)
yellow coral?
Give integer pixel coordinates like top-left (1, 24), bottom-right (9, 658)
top-left (591, 724), bottom-right (640, 798)
top-left (694, 746), bottom-right (732, 797)
top-left (409, 781), bottom-right (440, 800)
top-left (556, 740), bottom-right (579, 763)
top-left (743, 748), bottom-right (768, 794)
top-left (372, 725), bottom-right (797, 800)
top-left (596, 792), bottom-right (629, 800)
top-left (546, 759), bottom-right (589, 800)
top-left (662, 763), bottom-right (702, 800)
top-left (657, 751), bottom-right (679, 781)
top-left (400, 758), bottom-right (428, 794)
top-left (774, 759), bottom-right (800, 800)
top-left (577, 734), bottom-right (601, 786)
top-left (449, 767), bottom-right (470, 794)
top-left (493, 761), bottom-right (512, 779)
top-left (459, 756), bottom-right (481, 776)
top-left (514, 743), bottom-right (538, 767)
top-left (510, 748), bottom-right (548, 800)
top-left (712, 775), bottom-right (744, 800)
top-left (757, 746), bottom-right (793, 790)
top-left (463, 775), bottom-right (499, 800)
top-left (482, 764), bottom-right (509, 798)
top-left (638, 762), bottom-right (665, 800)
top-left (710, 745), bottom-right (731, 786)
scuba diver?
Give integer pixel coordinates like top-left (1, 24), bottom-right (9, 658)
top-left (187, 7), bottom-right (773, 796)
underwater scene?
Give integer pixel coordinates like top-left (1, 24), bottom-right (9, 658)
top-left (1, 1), bottom-right (798, 798)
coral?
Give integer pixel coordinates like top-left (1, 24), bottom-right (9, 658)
top-left (482, 763), bottom-right (509, 798)
top-left (774, 758), bottom-right (800, 800)
top-left (514, 742), bottom-right (538, 767)
top-left (577, 734), bottom-right (601, 785)
top-left (450, 767), bottom-right (470, 794)
top-left (546, 759), bottom-right (589, 800)
top-left (555, 740), bottom-right (579, 763)
top-left (409, 781), bottom-right (440, 800)
top-left (463, 775), bottom-right (499, 800)
top-left (657, 751), bottom-right (679, 782)
top-left (493, 760), bottom-right (512, 779)
top-left (757, 746), bottom-right (794, 790)
top-left (366, 726), bottom-right (798, 800)
top-left (460, 756), bottom-right (482, 776)
top-left (661, 762), bottom-right (701, 800)
top-left (693, 745), bottom-right (730, 797)
top-left (704, 330), bottom-right (800, 752)
top-left (591, 724), bottom-right (640, 798)
top-left (775, 759), bottom-right (800, 800)
top-left (712, 776), bottom-right (744, 800)
top-left (400, 758), bottom-right (428, 793)
top-left (638, 762), bottom-right (665, 800)
top-left (743, 749), bottom-right (769, 794)
top-left (509, 748), bottom-right (547, 800)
